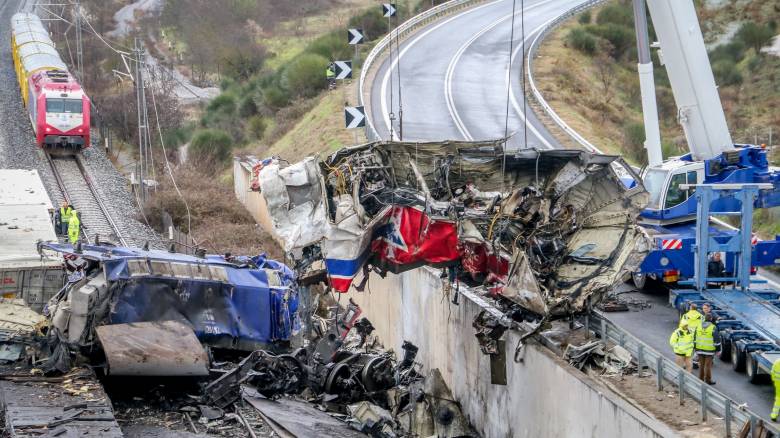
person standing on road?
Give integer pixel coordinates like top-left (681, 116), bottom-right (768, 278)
top-left (67, 210), bottom-right (80, 244)
top-left (707, 252), bottom-right (726, 288)
top-left (670, 321), bottom-right (694, 373)
top-left (59, 201), bottom-right (73, 236)
top-left (695, 314), bottom-right (720, 385)
top-left (772, 359), bottom-right (780, 422)
top-left (680, 302), bottom-right (703, 332)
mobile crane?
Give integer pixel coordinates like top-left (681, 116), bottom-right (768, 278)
top-left (628, 0), bottom-right (780, 288)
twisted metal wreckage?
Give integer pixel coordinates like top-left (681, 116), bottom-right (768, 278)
top-left (254, 140), bottom-right (651, 320)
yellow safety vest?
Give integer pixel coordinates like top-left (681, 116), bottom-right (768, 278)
top-left (68, 213), bottom-right (80, 244)
top-left (772, 359), bottom-right (780, 384)
top-left (670, 328), bottom-right (694, 357)
top-left (60, 206), bottom-right (72, 222)
top-left (695, 322), bottom-right (716, 351)
top-left (680, 309), bottom-right (703, 331)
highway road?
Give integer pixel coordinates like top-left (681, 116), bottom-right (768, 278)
top-left (366, 0), bottom-right (777, 422)
top-left (368, 0), bottom-right (578, 148)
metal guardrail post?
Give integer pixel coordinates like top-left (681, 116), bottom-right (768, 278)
top-left (679, 370), bottom-right (685, 405)
top-left (656, 356), bottom-right (663, 391)
top-left (701, 385), bottom-right (708, 422)
top-left (725, 400), bottom-right (732, 437)
top-left (637, 344), bottom-right (644, 368)
top-left (750, 415), bottom-right (757, 438)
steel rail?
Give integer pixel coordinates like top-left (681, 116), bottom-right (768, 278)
top-left (45, 153), bottom-right (128, 246)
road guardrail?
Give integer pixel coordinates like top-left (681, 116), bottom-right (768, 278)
top-left (526, 0), bottom-right (608, 153)
top-left (590, 311), bottom-right (778, 437)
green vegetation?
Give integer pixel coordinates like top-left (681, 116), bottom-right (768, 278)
top-left (189, 129), bottom-right (234, 165)
top-left (550, 0), bottom-right (780, 166)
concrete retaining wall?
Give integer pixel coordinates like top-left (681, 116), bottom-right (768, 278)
top-left (350, 268), bottom-right (678, 438)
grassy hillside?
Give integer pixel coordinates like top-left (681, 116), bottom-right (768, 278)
top-left (533, 0), bottom-right (780, 166)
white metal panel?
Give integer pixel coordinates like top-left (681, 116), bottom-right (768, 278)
top-left (646, 0), bottom-right (733, 161)
top-left (0, 170), bottom-right (59, 266)
top-left (14, 30), bottom-right (54, 48)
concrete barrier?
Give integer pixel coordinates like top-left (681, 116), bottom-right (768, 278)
top-left (349, 267), bottom-right (678, 438)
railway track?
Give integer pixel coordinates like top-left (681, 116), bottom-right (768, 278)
top-left (46, 153), bottom-right (128, 246)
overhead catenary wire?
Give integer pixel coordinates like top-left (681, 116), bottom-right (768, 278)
top-left (145, 63), bottom-right (193, 238)
top-left (502, 0), bottom-right (520, 192)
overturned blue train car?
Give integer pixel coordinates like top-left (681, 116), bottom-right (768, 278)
top-left (40, 243), bottom-right (299, 375)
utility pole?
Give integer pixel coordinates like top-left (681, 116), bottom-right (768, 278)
top-left (134, 38), bottom-right (148, 202)
top-left (74, 0), bottom-right (83, 81)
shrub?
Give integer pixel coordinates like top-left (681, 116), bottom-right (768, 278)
top-left (349, 7), bottom-right (390, 40)
top-left (189, 129), bottom-right (234, 164)
top-left (596, 5), bottom-right (633, 27)
top-left (586, 24), bottom-right (633, 58)
top-left (246, 115), bottom-right (267, 139)
top-left (307, 32), bottom-right (352, 61)
top-left (567, 28), bottom-right (596, 54)
top-left (578, 10), bottom-right (591, 25)
top-left (736, 22), bottom-right (774, 52)
top-left (712, 59), bottom-right (743, 86)
top-left (282, 53), bottom-right (330, 98)
top-left (261, 83), bottom-right (291, 109)
top-left (709, 41), bottom-right (746, 64)
top-left (238, 94), bottom-right (259, 118)
top-left (206, 93), bottom-right (237, 115)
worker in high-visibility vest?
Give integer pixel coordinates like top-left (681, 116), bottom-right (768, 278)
top-left (670, 321), bottom-right (694, 372)
top-left (67, 210), bottom-right (80, 244)
top-left (59, 201), bottom-right (73, 236)
top-left (680, 302), bottom-right (703, 332)
top-left (694, 315), bottom-right (720, 385)
top-left (771, 359), bottom-right (780, 421)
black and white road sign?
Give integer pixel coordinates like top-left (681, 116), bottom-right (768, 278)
top-left (345, 106), bottom-right (366, 129)
top-left (382, 3), bottom-right (397, 17)
top-left (348, 28), bottom-right (364, 45)
top-left (334, 60), bottom-right (352, 79)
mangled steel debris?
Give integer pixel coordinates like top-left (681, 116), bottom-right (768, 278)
top-left (256, 140), bottom-right (649, 319)
top-left (37, 242), bottom-right (299, 375)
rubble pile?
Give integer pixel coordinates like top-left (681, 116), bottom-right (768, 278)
top-left (254, 141), bottom-right (650, 320)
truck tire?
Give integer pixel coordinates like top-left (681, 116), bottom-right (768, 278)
top-left (746, 353), bottom-right (761, 384)
top-left (731, 344), bottom-right (746, 372)
top-left (719, 335), bottom-right (731, 361)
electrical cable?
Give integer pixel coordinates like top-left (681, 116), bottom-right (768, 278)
top-left (395, 16), bottom-right (403, 141)
top-left (502, 0), bottom-right (518, 192)
top-left (387, 16), bottom-right (395, 140)
top-left (145, 63), bottom-right (193, 237)
top-left (520, 0), bottom-right (528, 150)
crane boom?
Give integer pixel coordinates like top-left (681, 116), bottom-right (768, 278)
top-left (645, 0), bottom-right (734, 161)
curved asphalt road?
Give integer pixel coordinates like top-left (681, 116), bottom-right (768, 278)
top-left (367, 0), bottom-right (776, 422)
top-left (368, 0), bottom-right (579, 148)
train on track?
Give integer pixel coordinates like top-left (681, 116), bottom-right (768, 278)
top-left (11, 13), bottom-right (90, 150)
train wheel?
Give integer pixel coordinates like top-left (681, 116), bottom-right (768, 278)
top-left (731, 344), bottom-right (746, 372)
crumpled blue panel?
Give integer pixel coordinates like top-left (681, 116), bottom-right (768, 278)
top-left (39, 243), bottom-right (299, 350)
top-left (109, 277), bottom-right (296, 350)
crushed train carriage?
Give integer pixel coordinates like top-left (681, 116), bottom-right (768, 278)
top-left (39, 242), bottom-right (300, 376)
top-left (251, 140), bottom-right (651, 319)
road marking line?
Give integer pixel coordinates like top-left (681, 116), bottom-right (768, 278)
top-left (380, 0), bottom-right (503, 140)
top-left (444, 0), bottom-right (559, 142)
